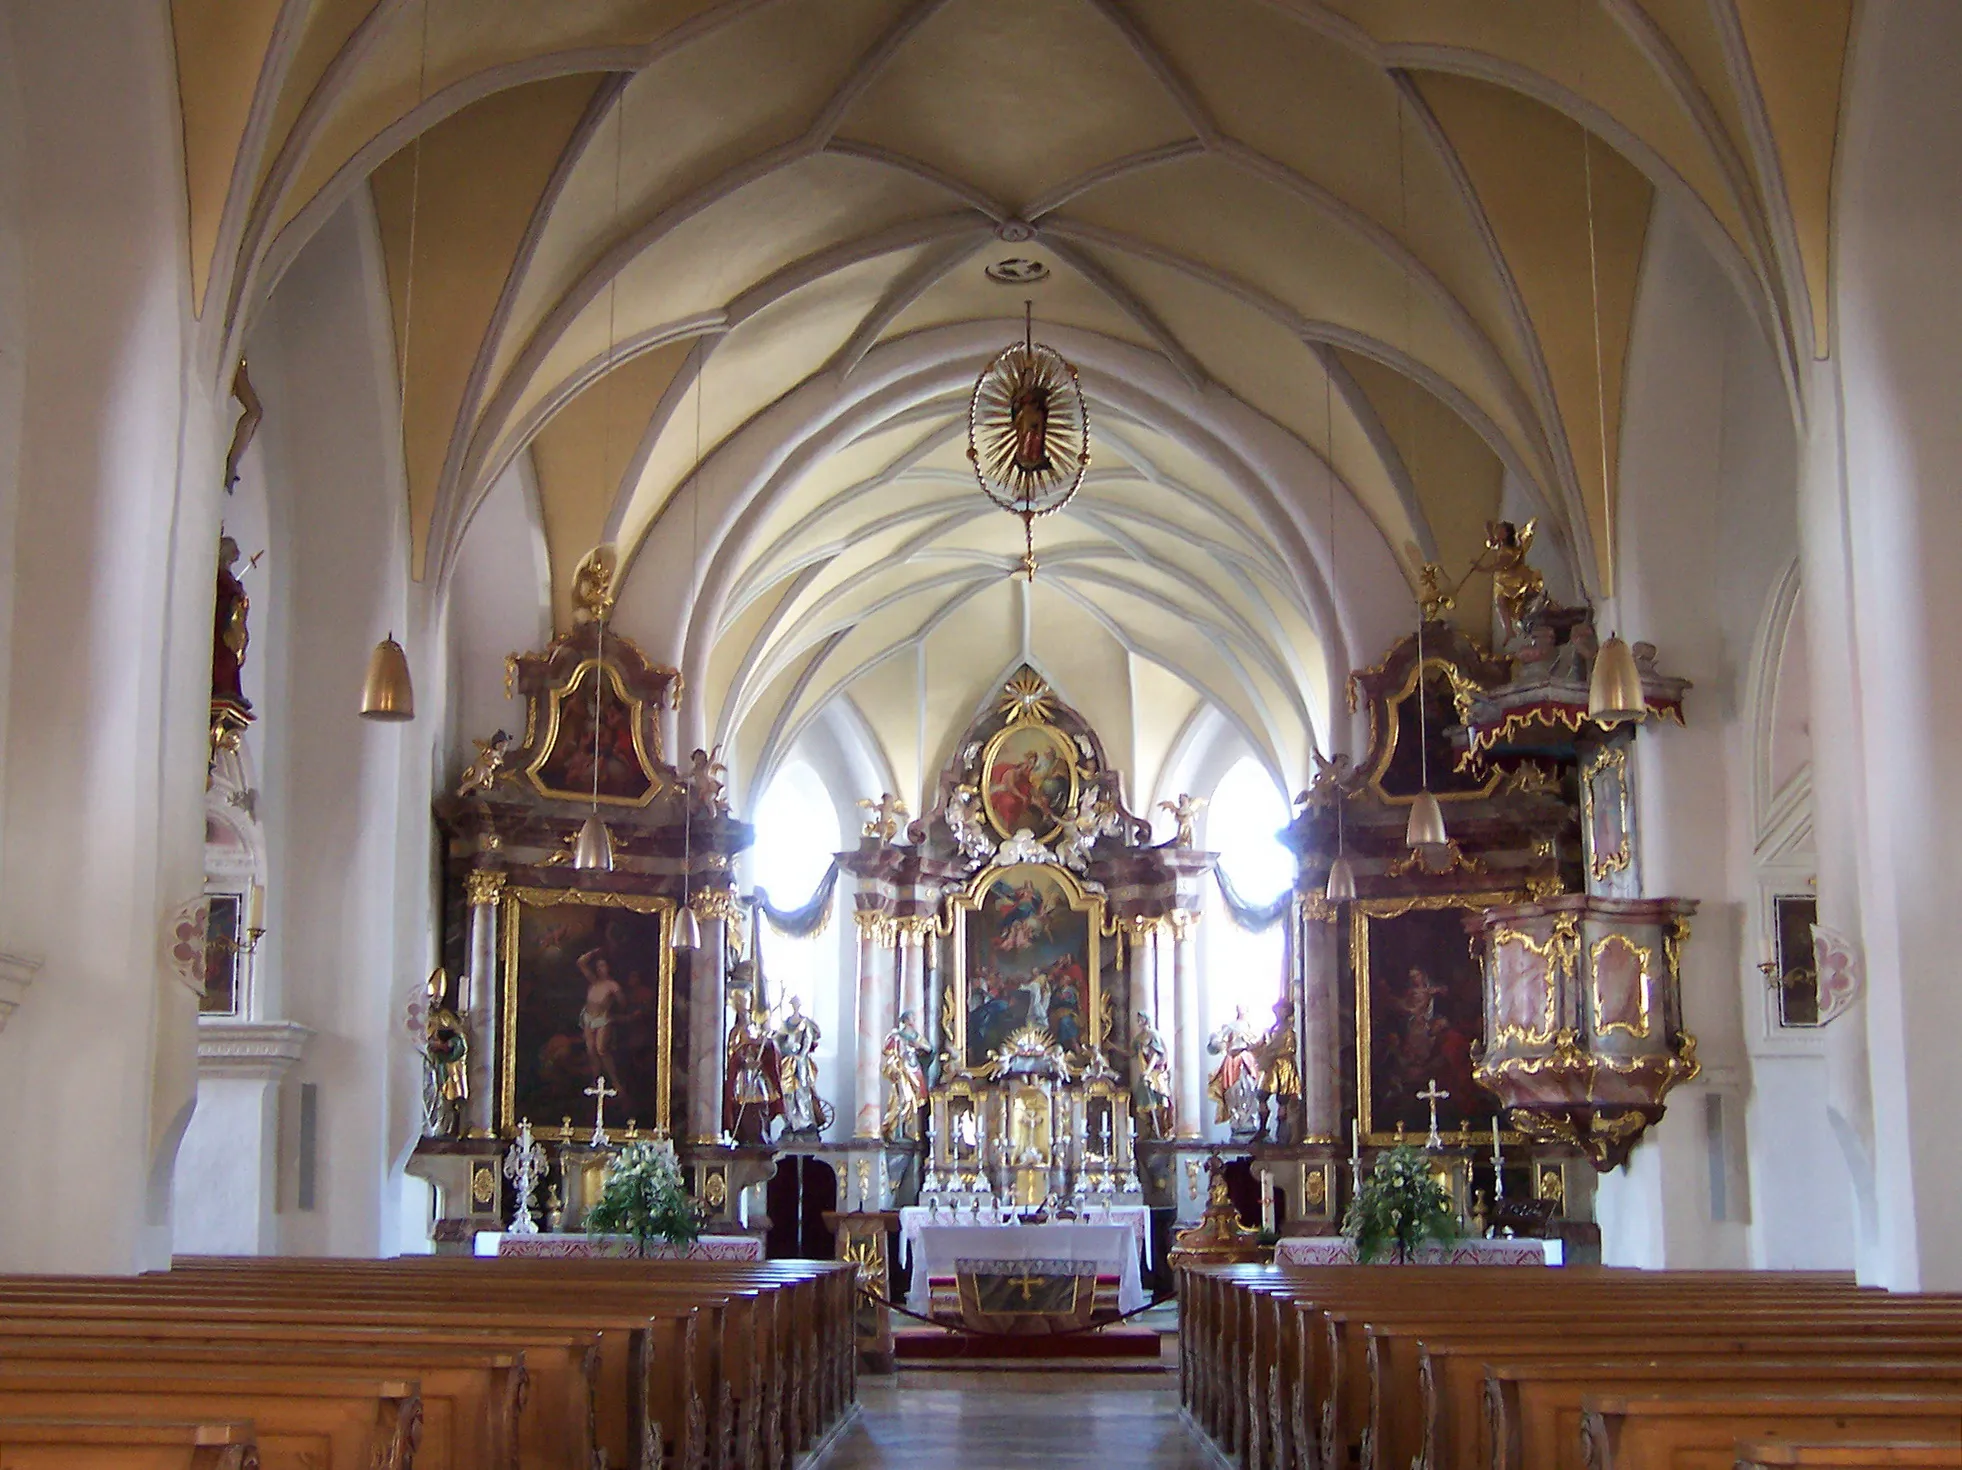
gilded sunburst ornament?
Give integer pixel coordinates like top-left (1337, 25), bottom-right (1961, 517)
top-left (967, 306), bottom-right (1089, 581)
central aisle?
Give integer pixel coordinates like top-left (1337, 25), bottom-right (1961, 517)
top-left (824, 1369), bottom-right (1215, 1468)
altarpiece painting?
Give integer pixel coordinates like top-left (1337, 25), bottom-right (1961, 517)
top-left (500, 887), bottom-right (674, 1136)
top-left (952, 861), bottom-right (1103, 1068)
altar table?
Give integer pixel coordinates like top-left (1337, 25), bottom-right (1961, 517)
top-left (1273, 1235), bottom-right (1561, 1267)
top-left (902, 1222), bottom-right (1147, 1315)
top-left (474, 1231), bottom-right (765, 1260)
top-left (899, 1204), bottom-right (1151, 1271)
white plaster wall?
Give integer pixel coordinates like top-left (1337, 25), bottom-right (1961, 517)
top-left (445, 456), bottom-right (550, 781)
top-left (0, 0), bottom-right (216, 1272)
top-left (1829, 0), bottom-right (1962, 1290)
top-left (1598, 192), bottom-right (1827, 1268)
top-left (247, 197), bottom-right (437, 1257)
top-left (172, 1077), bottom-right (280, 1254)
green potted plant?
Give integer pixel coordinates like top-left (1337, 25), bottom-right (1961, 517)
top-left (583, 1139), bottom-right (705, 1256)
top-left (1341, 1145), bottom-right (1458, 1263)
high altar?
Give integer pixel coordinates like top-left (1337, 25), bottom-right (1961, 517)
top-left (409, 545), bottom-right (1702, 1267)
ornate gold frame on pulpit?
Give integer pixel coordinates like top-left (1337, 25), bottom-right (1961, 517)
top-left (949, 861), bottom-right (1104, 1070)
top-left (1353, 891), bottom-right (1522, 1146)
top-left (499, 886), bottom-right (675, 1137)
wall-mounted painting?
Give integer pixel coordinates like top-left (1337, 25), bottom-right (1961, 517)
top-left (500, 887), bottom-right (673, 1136)
top-left (527, 660), bottom-right (659, 806)
top-left (1355, 894), bottom-right (1518, 1144)
top-left (952, 862), bottom-right (1103, 1068)
top-left (981, 721), bottom-right (1079, 841)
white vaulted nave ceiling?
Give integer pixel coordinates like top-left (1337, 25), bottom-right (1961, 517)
top-left (184, 0), bottom-right (1852, 796)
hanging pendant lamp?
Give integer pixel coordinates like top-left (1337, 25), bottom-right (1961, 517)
top-left (671, 903), bottom-right (701, 951)
top-left (360, 634), bottom-right (415, 720)
top-left (1588, 633), bottom-right (1647, 726)
top-left (1325, 851), bottom-right (1358, 904)
top-left (1406, 606), bottom-right (1449, 848)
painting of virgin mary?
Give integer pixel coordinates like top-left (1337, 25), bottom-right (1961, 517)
top-left (982, 725), bottom-right (1075, 839)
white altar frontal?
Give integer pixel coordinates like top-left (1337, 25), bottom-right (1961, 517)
top-left (900, 1206), bottom-right (1151, 1315)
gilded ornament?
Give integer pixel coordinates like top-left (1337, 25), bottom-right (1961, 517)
top-left (464, 869), bottom-right (507, 907)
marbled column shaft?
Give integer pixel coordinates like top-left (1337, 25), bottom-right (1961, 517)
top-left (898, 928), bottom-right (925, 1028)
top-left (462, 879), bottom-right (502, 1137)
top-left (1298, 903), bottom-right (1343, 1138)
top-left (1172, 915), bottom-right (1204, 1139)
top-left (853, 917), bottom-right (893, 1138)
top-left (687, 914), bottom-right (727, 1142)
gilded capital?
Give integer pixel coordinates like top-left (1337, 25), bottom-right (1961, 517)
top-left (464, 870), bottom-right (507, 907)
top-left (688, 886), bottom-right (743, 928)
top-left (853, 909), bottom-right (897, 939)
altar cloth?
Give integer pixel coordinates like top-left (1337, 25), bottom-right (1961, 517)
top-left (1273, 1235), bottom-right (1561, 1267)
top-left (474, 1231), bottom-right (765, 1261)
top-left (904, 1222), bottom-right (1146, 1314)
top-left (900, 1204), bottom-right (1151, 1271)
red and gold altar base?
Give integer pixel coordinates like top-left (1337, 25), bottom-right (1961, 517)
top-left (1469, 895), bottom-right (1699, 1170)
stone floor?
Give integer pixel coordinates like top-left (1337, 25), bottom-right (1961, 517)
top-left (820, 1368), bottom-right (1219, 1468)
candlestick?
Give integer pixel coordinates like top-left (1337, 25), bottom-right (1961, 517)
top-left (1259, 1170), bottom-right (1276, 1234)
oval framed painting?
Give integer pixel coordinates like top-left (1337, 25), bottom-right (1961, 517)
top-left (979, 720), bottom-right (1079, 841)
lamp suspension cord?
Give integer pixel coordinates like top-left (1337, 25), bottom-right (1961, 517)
top-left (397, 0), bottom-right (431, 472)
top-left (1325, 352), bottom-right (1343, 856)
top-left (590, 85), bottom-right (624, 825)
top-left (1583, 123), bottom-right (1614, 605)
top-left (1396, 84), bottom-right (1431, 794)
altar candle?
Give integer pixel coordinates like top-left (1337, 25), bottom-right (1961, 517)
top-left (1350, 1118), bottom-right (1359, 1160)
top-left (1259, 1170), bottom-right (1275, 1234)
top-left (247, 882), bottom-right (264, 932)
top-left (1491, 1117), bottom-right (1502, 1161)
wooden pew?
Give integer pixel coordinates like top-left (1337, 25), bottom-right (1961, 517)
top-left (0, 1417), bottom-right (259, 1470)
top-left (0, 1365), bottom-right (418, 1470)
top-left (1736, 1442), bottom-right (1962, 1468)
top-left (1581, 1394), bottom-right (1962, 1470)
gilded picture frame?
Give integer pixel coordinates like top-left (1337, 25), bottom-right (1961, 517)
top-left (499, 886), bottom-right (675, 1137)
top-left (1353, 891), bottom-right (1523, 1145)
top-left (979, 720), bottom-right (1080, 842)
top-left (1363, 657), bottom-right (1501, 804)
top-left (950, 861), bottom-right (1104, 1069)
top-left (524, 657), bottom-right (664, 807)
top-left (1581, 742), bottom-right (1634, 882)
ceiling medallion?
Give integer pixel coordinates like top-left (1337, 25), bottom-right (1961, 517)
top-left (967, 304), bottom-right (1089, 582)
top-left (985, 257), bottom-right (1050, 285)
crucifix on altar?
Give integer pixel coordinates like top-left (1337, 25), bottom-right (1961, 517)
top-left (585, 1074), bottom-right (618, 1147)
top-left (1417, 1078), bottom-right (1450, 1151)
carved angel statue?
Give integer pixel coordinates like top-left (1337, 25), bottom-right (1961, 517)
top-left (996, 827), bottom-right (1055, 866)
top-left (417, 967), bottom-right (469, 1138)
top-left (1158, 793), bottom-right (1207, 848)
top-left (945, 783), bottom-right (997, 864)
top-left (1474, 518), bottom-right (1547, 647)
top-left (1057, 785), bottom-right (1119, 871)
top-left (1295, 749), bottom-right (1354, 809)
top-left (456, 730), bottom-right (512, 797)
top-left (685, 747), bottom-right (729, 818)
top-left (859, 792), bottom-right (909, 844)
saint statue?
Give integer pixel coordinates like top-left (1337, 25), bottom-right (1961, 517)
top-left (880, 1010), bottom-right (929, 1143)
top-left (724, 1006), bottom-right (784, 1145)
top-left (1475, 518), bottom-right (1548, 647)
top-left (418, 967), bottom-right (469, 1138)
top-left (775, 995), bottom-right (830, 1139)
top-left (211, 535), bottom-right (253, 728)
top-left (1256, 994), bottom-right (1303, 1144)
top-left (1131, 1010), bottom-right (1173, 1139)
top-left (1206, 1005), bottom-right (1263, 1139)
top-left (1157, 793), bottom-right (1206, 848)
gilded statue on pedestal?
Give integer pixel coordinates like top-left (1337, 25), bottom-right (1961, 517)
top-left (880, 1010), bottom-right (929, 1142)
top-left (1256, 994), bottom-right (1302, 1144)
top-left (1131, 1011), bottom-right (1173, 1139)
top-left (418, 967), bottom-right (469, 1138)
top-left (1206, 1006), bottom-right (1262, 1140)
top-left (1475, 518), bottom-right (1547, 647)
top-left (775, 995), bottom-right (832, 1139)
top-left (1157, 792), bottom-right (1206, 848)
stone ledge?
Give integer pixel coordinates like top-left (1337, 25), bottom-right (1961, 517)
top-left (0, 952), bottom-right (42, 1032)
top-left (196, 1018), bottom-right (312, 1080)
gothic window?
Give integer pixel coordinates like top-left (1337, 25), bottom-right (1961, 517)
top-left (1202, 757), bottom-right (1293, 1038)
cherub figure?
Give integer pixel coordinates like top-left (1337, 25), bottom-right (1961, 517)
top-left (456, 730), bottom-right (512, 797)
top-left (570, 545), bottom-right (617, 625)
top-left (685, 747), bottom-right (729, 817)
top-left (1474, 518), bottom-right (1547, 646)
top-left (859, 792), bottom-right (909, 844)
top-left (1158, 793), bottom-right (1207, 848)
top-left (1295, 750), bottom-right (1354, 810)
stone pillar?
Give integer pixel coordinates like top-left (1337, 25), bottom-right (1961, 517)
top-left (461, 871), bottom-right (504, 1137)
top-left (1171, 910), bottom-right (1204, 1139)
top-left (687, 905), bottom-right (728, 1143)
top-left (172, 1021), bottom-right (311, 1255)
top-left (1128, 921), bottom-right (1158, 1028)
top-left (853, 912), bottom-right (894, 1138)
top-left (1298, 898), bottom-right (1342, 1139)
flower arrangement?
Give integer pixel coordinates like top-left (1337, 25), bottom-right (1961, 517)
top-left (1341, 1144), bottom-right (1459, 1263)
top-left (582, 1139), bottom-right (704, 1254)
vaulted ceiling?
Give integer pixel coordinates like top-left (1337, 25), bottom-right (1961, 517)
top-left (179, 0), bottom-right (1851, 792)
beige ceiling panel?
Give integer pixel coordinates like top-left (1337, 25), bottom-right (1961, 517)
top-left (1120, 0), bottom-right (1539, 393)
top-left (370, 73), bottom-right (604, 579)
top-left (919, 581), bottom-right (1022, 781)
top-left (838, 651), bottom-right (924, 804)
top-left (1632, 0), bottom-right (1757, 171)
top-left (1336, 349), bottom-right (1503, 636)
top-left (273, 0), bottom-right (723, 236)
top-left (1734, 0), bottom-right (1852, 358)
top-left (1126, 653), bottom-right (1202, 805)
top-left (729, 638), bottom-right (830, 791)
top-left (707, 577), bottom-right (794, 724)
top-left (1325, 0), bottom-right (1751, 258)
top-left (503, 157), bottom-right (942, 444)
top-left (883, 248), bottom-right (1159, 357)
top-left (492, 0), bottom-right (907, 387)
top-left (833, 0), bottom-right (1196, 213)
top-left (256, 0), bottom-right (382, 204)
top-left (1028, 581), bottom-right (1133, 758)
top-left (529, 338), bottom-right (693, 633)
top-left (172, 0), bottom-right (284, 315)
top-left (1415, 72), bottom-right (1652, 594)
top-left (616, 245), bottom-right (929, 560)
